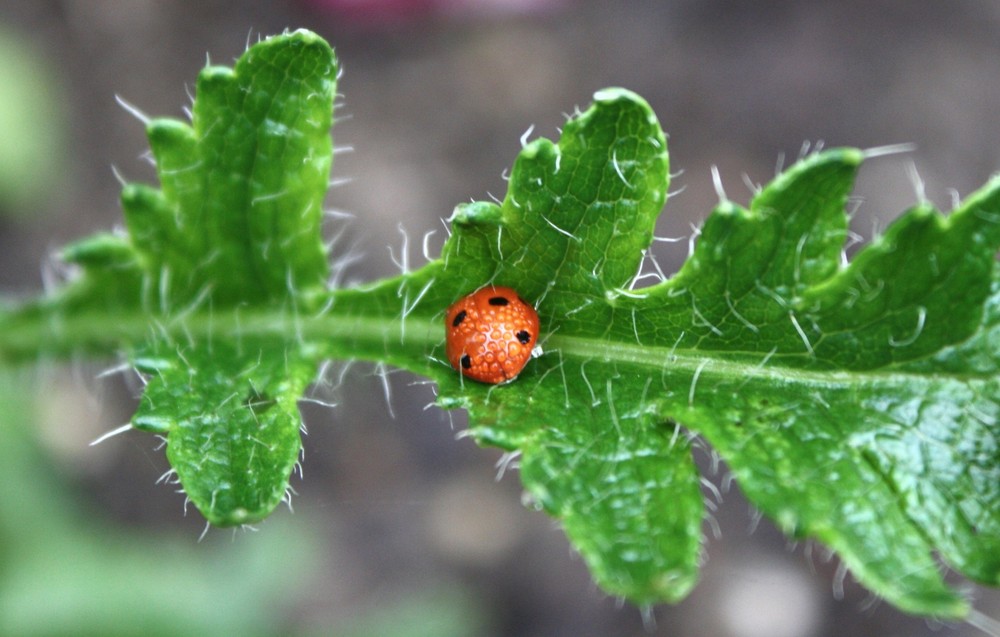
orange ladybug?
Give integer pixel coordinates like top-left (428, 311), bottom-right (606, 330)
top-left (445, 286), bottom-right (541, 384)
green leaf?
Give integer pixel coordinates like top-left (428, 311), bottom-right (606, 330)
top-left (373, 135), bottom-right (1000, 614)
top-left (3, 28), bottom-right (1000, 622)
top-left (314, 89), bottom-right (704, 603)
top-left (0, 30), bottom-right (340, 526)
top-left (125, 32), bottom-right (334, 307)
top-left (132, 340), bottom-right (314, 525)
top-left (647, 156), bottom-right (1000, 616)
top-left (123, 31), bottom-right (336, 526)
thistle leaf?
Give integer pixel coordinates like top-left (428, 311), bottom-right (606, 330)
top-left (3, 29), bottom-right (1000, 619)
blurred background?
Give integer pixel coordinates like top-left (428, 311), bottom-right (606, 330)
top-left (1, 1), bottom-right (999, 635)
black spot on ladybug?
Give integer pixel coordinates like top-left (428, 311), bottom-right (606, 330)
top-left (452, 310), bottom-right (467, 327)
top-left (516, 330), bottom-right (531, 344)
top-left (460, 354), bottom-right (472, 369)
top-left (488, 296), bottom-right (509, 306)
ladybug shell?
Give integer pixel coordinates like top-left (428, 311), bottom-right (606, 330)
top-left (445, 286), bottom-right (540, 384)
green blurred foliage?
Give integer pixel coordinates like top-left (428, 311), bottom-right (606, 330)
top-left (0, 26), bottom-right (66, 214)
top-left (0, 372), bottom-right (487, 636)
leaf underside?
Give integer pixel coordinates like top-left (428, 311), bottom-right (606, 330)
top-left (3, 29), bottom-right (1000, 619)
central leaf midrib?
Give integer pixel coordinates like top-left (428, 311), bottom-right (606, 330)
top-left (245, 311), bottom-right (984, 386)
top-left (6, 306), bottom-right (981, 387)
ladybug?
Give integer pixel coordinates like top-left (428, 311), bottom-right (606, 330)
top-left (445, 286), bottom-right (541, 384)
